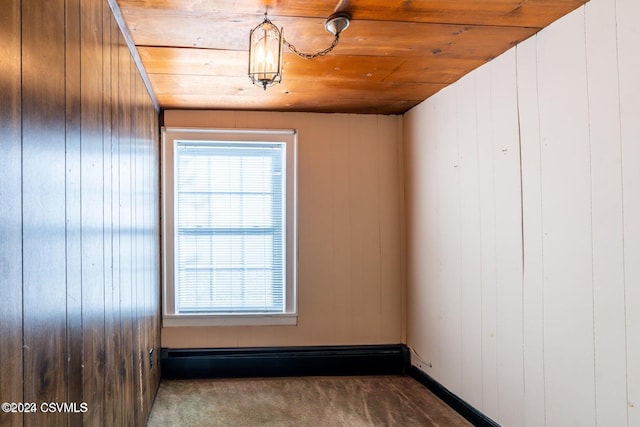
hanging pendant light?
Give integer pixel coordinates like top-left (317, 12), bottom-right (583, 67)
top-left (248, 12), bottom-right (350, 89)
top-left (248, 14), bottom-right (283, 90)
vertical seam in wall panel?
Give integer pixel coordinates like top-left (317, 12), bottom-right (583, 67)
top-left (104, 20), bottom-right (110, 424)
top-left (436, 107), bottom-right (442, 376)
top-left (399, 116), bottom-right (407, 344)
top-left (20, 1), bottom-right (25, 423)
top-left (514, 45), bottom-right (527, 419)
top-left (490, 63), bottom-right (500, 420)
top-left (376, 116), bottom-right (383, 343)
top-left (534, 33), bottom-right (548, 427)
top-left (330, 118), bottom-right (337, 340)
top-left (80, 1), bottom-right (87, 418)
top-left (348, 118), bottom-right (354, 340)
top-left (100, 3), bottom-right (108, 421)
top-left (80, 1), bottom-right (86, 417)
top-left (474, 72), bottom-right (485, 411)
top-left (515, 46), bottom-right (526, 276)
top-left (434, 108), bottom-right (439, 366)
top-left (374, 116), bottom-right (379, 340)
top-left (583, 7), bottom-right (598, 426)
top-left (64, 0), bottom-right (69, 410)
top-left (455, 89), bottom-right (464, 393)
top-left (613, 0), bottom-right (630, 424)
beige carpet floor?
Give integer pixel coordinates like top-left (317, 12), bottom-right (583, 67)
top-left (146, 375), bottom-right (471, 426)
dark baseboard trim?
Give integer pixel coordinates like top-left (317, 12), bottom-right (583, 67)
top-left (160, 344), bottom-right (497, 426)
top-left (408, 366), bottom-right (500, 427)
top-left (161, 344), bottom-right (410, 380)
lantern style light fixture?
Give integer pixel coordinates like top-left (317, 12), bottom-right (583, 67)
top-left (248, 12), bottom-right (351, 90)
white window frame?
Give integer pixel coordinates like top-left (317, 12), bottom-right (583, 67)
top-left (162, 127), bottom-right (297, 327)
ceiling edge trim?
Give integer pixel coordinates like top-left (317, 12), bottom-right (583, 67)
top-left (106, 0), bottom-right (161, 112)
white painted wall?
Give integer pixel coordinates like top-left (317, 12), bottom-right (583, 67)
top-left (404, 0), bottom-right (640, 425)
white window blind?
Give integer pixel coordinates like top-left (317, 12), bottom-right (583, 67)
top-left (162, 128), bottom-right (297, 327)
top-left (174, 141), bottom-right (286, 314)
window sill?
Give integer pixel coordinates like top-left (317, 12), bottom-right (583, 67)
top-left (163, 313), bottom-right (298, 327)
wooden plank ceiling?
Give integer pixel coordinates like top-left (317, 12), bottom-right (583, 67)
top-left (117, 0), bottom-right (589, 114)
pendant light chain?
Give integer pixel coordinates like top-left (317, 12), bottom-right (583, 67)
top-left (249, 11), bottom-right (350, 88)
top-left (283, 35), bottom-right (341, 60)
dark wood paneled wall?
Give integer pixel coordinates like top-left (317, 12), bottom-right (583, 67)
top-left (0, 0), bottom-right (161, 426)
top-left (0, 1), bottom-right (24, 426)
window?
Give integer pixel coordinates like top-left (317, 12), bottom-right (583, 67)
top-left (162, 128), bottom-right (297, 326)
